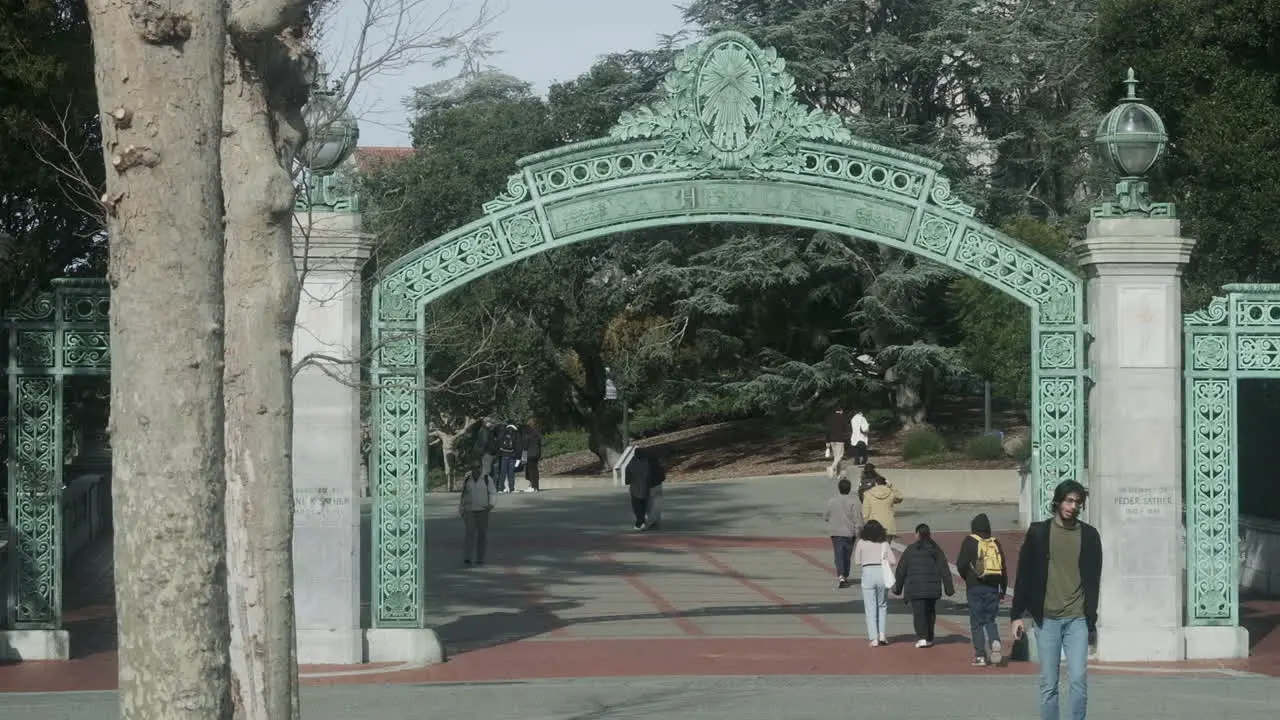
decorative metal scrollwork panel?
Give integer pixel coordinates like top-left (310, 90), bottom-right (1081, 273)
top-left (8, 376), bottom-right (61, 628)
top-left (1184, 378), bottom-right (1234, 622)
top-left (1038, 333), bottom-right (1077, 370)
top-left (15, 331), bottom-right (56, 368)
top-left (913, 213), bottom-right (958, 257)
top-left (1180, 284), bottom-right (1280, 627)
top-left (61, 295), bottom-right (110, 324)
top-left (953, 228), bottom-right (1079, 326)
top-left (371, 379), bottom-right (425, 627)
top-left (1034, 376), bottom-right (1082, 517)
top-left (62, 331), bottom-right (110, 369)
top-left (1191, 334), bottom-right (1230, 371)
top-left (1236, 335), bottom-right (1280, 371)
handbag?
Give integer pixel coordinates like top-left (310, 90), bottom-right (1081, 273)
top-left (880, 543), bottom-right (894, 581)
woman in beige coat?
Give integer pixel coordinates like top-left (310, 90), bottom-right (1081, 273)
top-left (861, 474), bottom-right (904, 537)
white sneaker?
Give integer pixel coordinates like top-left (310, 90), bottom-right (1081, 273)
top-left (878, 633), bottom-right (887, 644)
top-left (915, 639), bottom-right (931, 648)
top-left (989, 640), bottom-right (1003, 665)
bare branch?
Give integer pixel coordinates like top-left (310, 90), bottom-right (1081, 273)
top-left (32, 101), bottom-right (105, 229)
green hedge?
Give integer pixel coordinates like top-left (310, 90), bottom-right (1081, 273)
top-left (901, 427), bottom-right (947, 462)
top-left (964, 434), bottom-right (1006, 461)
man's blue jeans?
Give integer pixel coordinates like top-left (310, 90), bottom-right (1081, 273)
top-left (1035, 616), bottom-right (1089, 720)
top-left (498, 456), bottom-right (517, 492)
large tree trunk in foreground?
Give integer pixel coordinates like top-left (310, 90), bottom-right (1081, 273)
top-left (221, 17), bottom-right (310, 720)
top-left (86, 0), bottom-right (232, 717)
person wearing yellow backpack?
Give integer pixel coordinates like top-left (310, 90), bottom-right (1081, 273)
top-left (955, 513), bottom-right (1009, 666)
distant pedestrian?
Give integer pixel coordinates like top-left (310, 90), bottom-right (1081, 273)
top-left (823, 407), bottom-right (847, 477)
top-left (458, 467), bottom-right (495, 566)
top-left (849, 409), bottom-right (870, 465)
top-left (494, 421), bottom-right (522, 493)
top-left (955, 512), bottom-right (1009, 666)
top-left (624, 447), bottom-right (665, 530)
top-left (892, 523), bottom-right (955, 648)
top-left (823, 476), bottom-right (864, 588)
top-left (854, 519), bottom-right (894, 646)
top-left (861, 472), bottom-right (903, 537)
top-left (857, 463), bottom-right (882, 503)
top-left (474, 417), bottom-right (499, 482)
top-left (1010, 480), bottom-right (1101, 720)
top-left (521, 419), bottom-right (543, 493)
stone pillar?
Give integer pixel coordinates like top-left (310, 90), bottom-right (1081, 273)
top-left (1075, 217), bottom-right (1191, 662)
top-left (291, 211), bottom-right (372, 665)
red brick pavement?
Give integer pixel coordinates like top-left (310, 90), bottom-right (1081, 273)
top-left (2, 529), bottom-right (1277, 692)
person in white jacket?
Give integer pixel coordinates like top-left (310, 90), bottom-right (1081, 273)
top-left (849, 410), bottom-right (871, 465)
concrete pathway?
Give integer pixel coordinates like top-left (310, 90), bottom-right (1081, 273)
top-left (1, 473), bottom-right (1277, 714)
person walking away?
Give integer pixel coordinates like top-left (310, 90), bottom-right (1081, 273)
top-left (857, 463), bottom-right (882, 503)
top-left (823, 407), bottom-right (847, 477)
top-left (458, 467), bottom-right (495, 566)
top-left (854, 519), bottom-right (894, 646)
top-left (473, 417), bottom-right (499, 484)
top-left (849, 409), bottom-right (871, 465)
top-left (494, 421), bottom-right (522, 493)
top-left (892, 523), bottom-right (955, 647)
top-left (861, 473), bottom-right (904, 537)
top-left (1010, 480), bottom-right (1101, 720)
top-left (624, 447), bottom-right (666, 530)
top-left (824, 476), bottom-right (864, 588)
top-left (521, 419), bottom-right (543, 493)
top-left (955, 512), bottom-right (1009, 666)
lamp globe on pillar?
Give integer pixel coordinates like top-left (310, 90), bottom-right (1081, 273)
top-left (298, 73), bottom-right (360, 209)
top-left (1093, 68), bottom-right (1173, 217)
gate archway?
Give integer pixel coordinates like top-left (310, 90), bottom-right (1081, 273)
top-left (369, 31), bottom-right (1086, 628)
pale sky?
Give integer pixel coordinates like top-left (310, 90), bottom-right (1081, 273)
top-left (322, 0), bottom-right (691, 148)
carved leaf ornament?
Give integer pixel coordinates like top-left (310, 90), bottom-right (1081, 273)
top-left (611, 32), bottom-right (853, 175)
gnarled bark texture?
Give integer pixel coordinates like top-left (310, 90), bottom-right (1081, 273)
top-left (85, 0), bottom-right (232, 717)
top-left (221, 5), bottom-right (312, 718)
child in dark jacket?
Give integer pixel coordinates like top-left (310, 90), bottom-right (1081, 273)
top-left (892, 523), bottom-right (954, 647)
top-left (954, 513), bottom-right (1009, 666)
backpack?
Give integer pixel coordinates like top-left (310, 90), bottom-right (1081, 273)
top-left (496, 424), bottom-right (517, 454)
top-left (970, 535), bottom-right (1003, 579)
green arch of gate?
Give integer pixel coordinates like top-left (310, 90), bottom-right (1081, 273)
top-left (367, 31), bottom-right (1087, 628)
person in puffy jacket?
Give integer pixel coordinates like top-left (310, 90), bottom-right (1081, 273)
top-left (892, 523), bottom-right (954, 648)
top-left (861, 473), bottom-right (903, 537)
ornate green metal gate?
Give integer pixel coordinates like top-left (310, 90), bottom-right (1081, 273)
top-left (368, 32), bottom-right (1088, 628)
top-left (1183, 283), bottom-right (1277, 627)
top-left (3, 278), bottom-right (110, 630)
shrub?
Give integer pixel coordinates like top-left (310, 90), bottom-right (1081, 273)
top-left (542, 430), bottom-right (589, 458)
top-left (964, 434), bottom-right (1006, 461)
top-left (901, 426), bottom-right (947, 462)
top-left (865, 408), bottom-right (898, 433)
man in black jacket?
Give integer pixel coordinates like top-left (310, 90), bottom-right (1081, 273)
top-left (1010, 479), bottom-right (1102, 720)
top-left (624, 447), bottom-right (666, 530)
top-left (521, 419), bottom-right (543, 493)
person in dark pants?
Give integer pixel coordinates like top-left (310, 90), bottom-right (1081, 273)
top-left (521, 419), bottom-right (543, 492)
top-left (823, 476), bottom-right (863, 588)
top-left (1010, 480), bottom-right (1102, 720)
top-left (624, 447), bottom-right (665, 530)
top-left (955, 512), bottom-right (1009, 666)
top-left (473, 417), bottom-right (499, 483)
top-left (892, 522), bottom-right (954, 647)
top-left (494, 421), bottom-right (522, 493)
